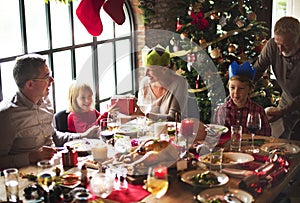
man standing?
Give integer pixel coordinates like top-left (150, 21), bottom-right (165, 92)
top-left (254, 16), bottom-right (300, 139)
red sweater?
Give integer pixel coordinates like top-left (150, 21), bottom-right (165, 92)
top-left (68, 109), bottom-right (108, 133)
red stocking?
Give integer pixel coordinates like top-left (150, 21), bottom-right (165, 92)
top-left (103, 0), bottom-right (126, 25)
top-left (76, 0), bottom-right (105, 36)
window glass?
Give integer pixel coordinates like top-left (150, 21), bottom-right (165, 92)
top-left (0, 61), bottom-right (18, 100)
top-left (75, 47), bottom-right (95, 92)
top-left (115, 9), bottom-right (131, 38)
top-left (50, 2), bottom-right (71, 48)
top-left (0, 0), bottom-right (135, 113)
top-left (72, 1), bottom-right (93, 44)
top-left (116, 39), bottom-right (132, 94)
top-left (98, 43), bottom-right (115, 100)
top-left (0, 1), bottom-right (22, 58)
top-left (25, 0), bottom-right (48, 52)
top-left (53, 51), bottom-right (72, 112)
top-left (97, 11), bottom-right (114, 41)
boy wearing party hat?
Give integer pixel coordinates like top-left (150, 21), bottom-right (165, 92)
top-left (213, 61), bottom-right (271, 137)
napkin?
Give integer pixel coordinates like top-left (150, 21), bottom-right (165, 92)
top-left (106, 183), bottom-right (150, 203)
top-left (88, 182), bottom-right (150, 203)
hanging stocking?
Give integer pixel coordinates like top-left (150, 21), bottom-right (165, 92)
top-left (76, 0), bottom-right (105, 36)
top-left (103, 0), bottom-right (126, 25)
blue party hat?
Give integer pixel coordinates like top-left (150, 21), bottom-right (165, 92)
top-left (229, 61), bottom-right (256, 80)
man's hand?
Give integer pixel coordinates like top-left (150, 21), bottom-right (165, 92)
top-left (29, 146), bottom-right (57, 164)
top-left (266, 107), bottom-right (284, 123)
top-left (81, 125), bottom-right (99, 139)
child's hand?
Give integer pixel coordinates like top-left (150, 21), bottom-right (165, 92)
top-left (107, 103), bottom-right (120, 112)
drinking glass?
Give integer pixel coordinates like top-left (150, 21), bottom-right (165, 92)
top-left (99, 118), bottom-right (115, 143)
top-left (246, 112), bottom-right (261, 153)
top-left (37, 160), bottom-right (55, 203)
top-left (90, 173), bottom-right (114, 198)
top-left (210, 147), bottom-right (224, 172)
top-left (230, 125), bottom-right (243, 152)
top-left (146, 166), bottom-right (169, 202)
top-left (203, 131), bottom-right (221, 171)
top-left (138, 93), bottom-right (152, 117)
top-left (3, 168), bottom-right (19, 202)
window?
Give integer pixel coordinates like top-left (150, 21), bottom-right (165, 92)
top-left (0, 0), bottom-right (136, 113)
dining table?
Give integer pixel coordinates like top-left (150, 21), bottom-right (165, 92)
top-left (1, 133), bottom-right (300, 203)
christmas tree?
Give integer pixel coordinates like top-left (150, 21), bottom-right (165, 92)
top-left (169, 0), bottom-right (280, 123)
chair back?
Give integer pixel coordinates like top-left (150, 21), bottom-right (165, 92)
top-left (55, 110), bottom-right (69, 132)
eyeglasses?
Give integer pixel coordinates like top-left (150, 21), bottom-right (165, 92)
top-left (32, 74), bottom-right (53, 81)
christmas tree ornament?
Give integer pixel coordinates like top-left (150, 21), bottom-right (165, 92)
top-left (176, 17), bottom-right (183, 32)
top-left (210, 13), bottom-right (219, 20)
top-left (187, 62), bottom-right (193, 72)
top-left (76, 0), bottom-right (105, 36)
top-left (209, 48), bottom-right (221, 59)
top-left (103, 0), bottom-right (125, 25)
top-left (247, 11), bottom-right (257, 21)
top-left (199, 38), bottom-right (206, 45)
top-left (180, 32), bottom-right (189, 40)
top-left (228, 44), bottom-right (237, 53)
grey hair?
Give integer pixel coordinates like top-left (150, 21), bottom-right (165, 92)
top-left (274, 16), bottom-right (300, 38)
top-left (13, 54), bottom-right (47, 88)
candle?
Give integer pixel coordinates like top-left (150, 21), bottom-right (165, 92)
top-left (154, 166), bottom-right (168, 179)
top-left (91, 144), bottom-right (108, 162)
top-left (181, 119), bottom-right (194, 137)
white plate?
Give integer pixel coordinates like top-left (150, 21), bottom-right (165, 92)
top-left (207, 124), bottom-right (229, 134)
top-left (261, 142), bottom-right (300, 154)
top-left (181, 169), bottom-right (229, 188)
top-left (199, 152), bottom-right (254, 168)
top-left (117, 124), bottom-right (139, 137)
top-left (63, 138), bottom-right (106, 154)
top-left (197, 187), bottom-right (254, 203)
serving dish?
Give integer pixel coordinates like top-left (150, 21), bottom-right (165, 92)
top-left (198, 152), bottom-right (254, 168)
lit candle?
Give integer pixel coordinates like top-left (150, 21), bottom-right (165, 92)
top-left (154, 166), bottom-right (168, 179)
top-left (91, 144), bottom-right (108, 162)
top-left (181, 119), bottom-right (194, 137)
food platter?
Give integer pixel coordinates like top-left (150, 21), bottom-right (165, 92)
top-left (261, 142), bottom-right (300, 154)
top-left (198, 152), bottom-right (254, 168)
top-left (181, 169), bottom-right (229, 188)
top-left (207, 124), bottom-right (229, 134)
top-left (197, 187), bottom-right (254, 203)
top-left (63, 138), bottom-right (106, 156)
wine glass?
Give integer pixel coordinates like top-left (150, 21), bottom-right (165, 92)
top-left (203, 131), bottom-right (221, 171)
top-left (246, 112), bottom-right (261, 153)
top-left (99, 118), bottom-right (114, 143)
top-left (146, 166), bottom-right (169, 202)
top-left (37, 160), bottom-right (55, 203)
top-left (138, 93), bottom-right (152, 117)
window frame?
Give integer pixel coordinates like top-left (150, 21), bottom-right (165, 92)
top-left (0, 0), bottom-right (136, 112)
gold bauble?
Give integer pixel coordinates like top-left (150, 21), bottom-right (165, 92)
top-left (199, 38), bottom-right (206, 45)
top-left (247, 11), bottom-right (257, 21)
top-left (228, 44), bottom-right (236, 53)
